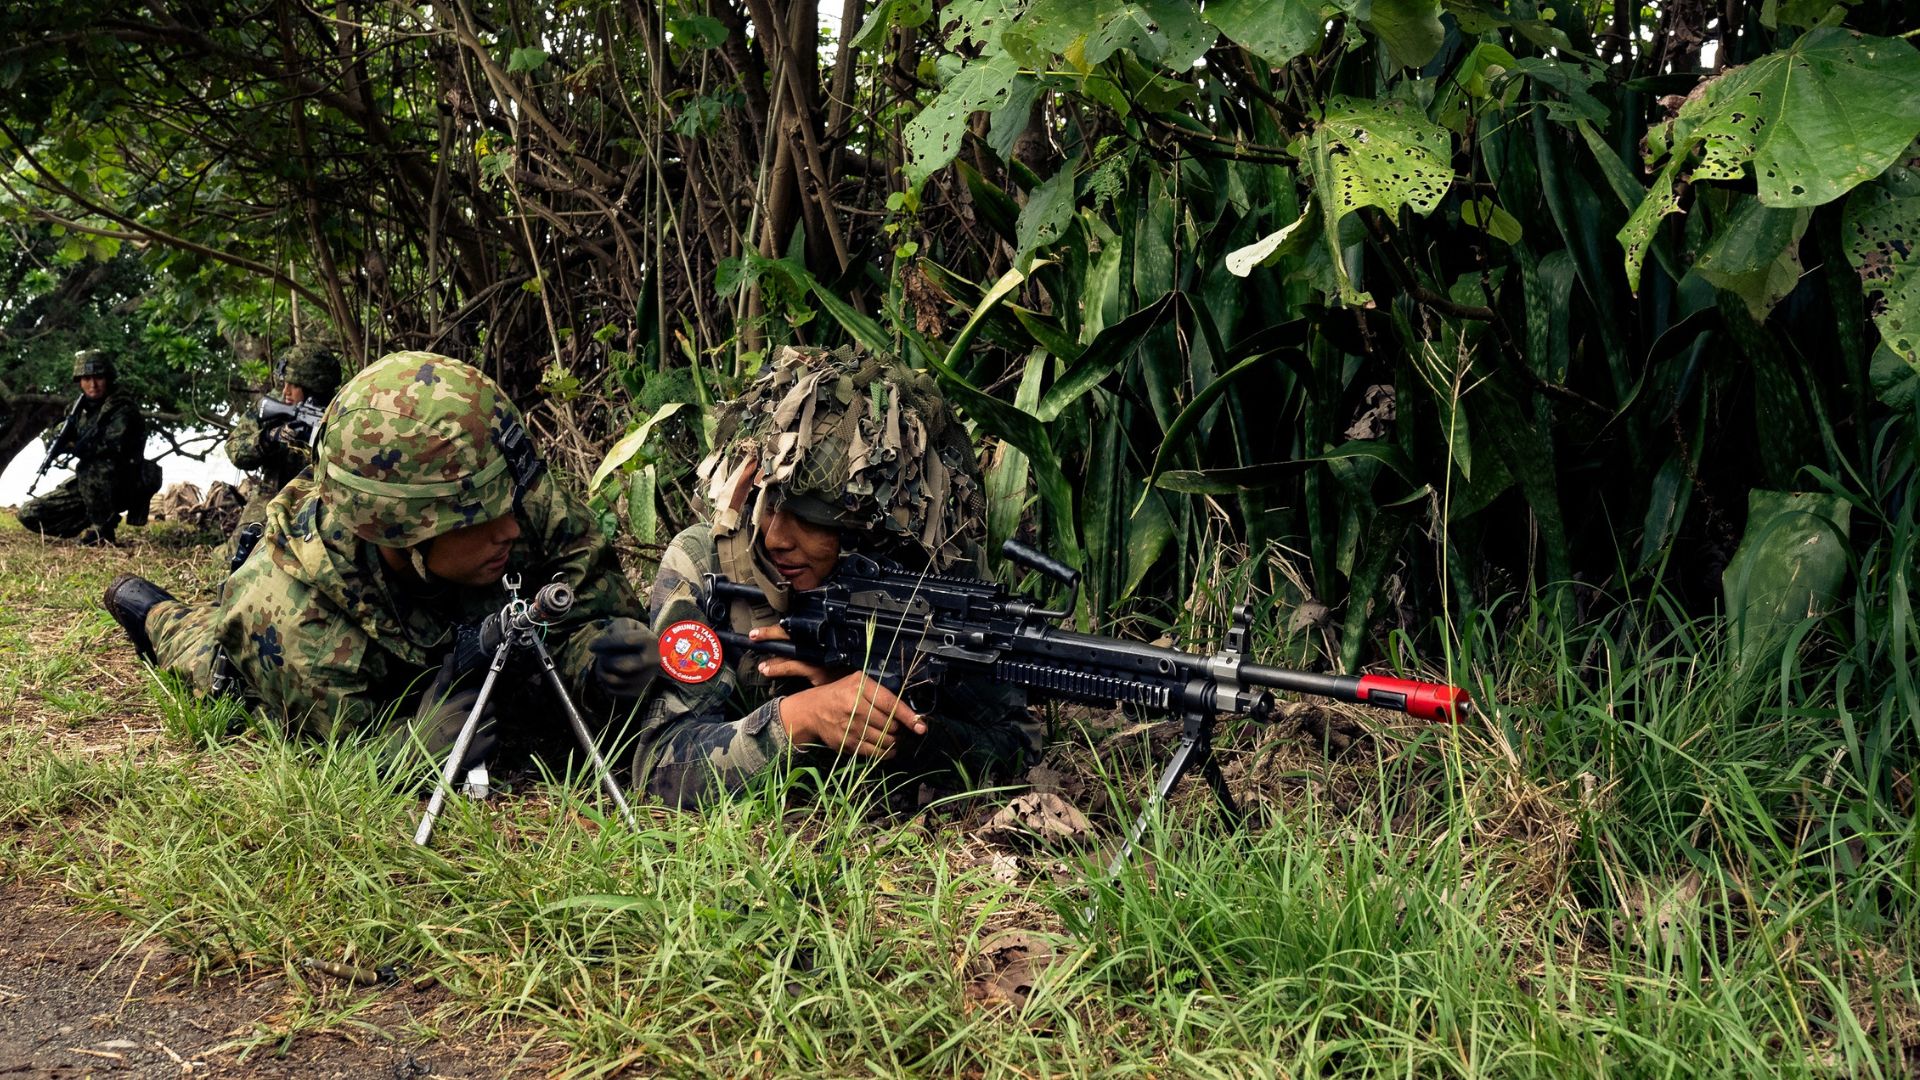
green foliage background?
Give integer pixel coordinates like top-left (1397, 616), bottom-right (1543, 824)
top-left (1, 0), bottom-right (1915, 767)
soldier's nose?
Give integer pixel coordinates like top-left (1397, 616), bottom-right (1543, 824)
top-left (491, 514), bottom-right (522, 544)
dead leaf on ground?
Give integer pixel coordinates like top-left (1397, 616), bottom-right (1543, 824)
top-left (964, 930), bottom-right (1059, 1010)
top-left (980, 793), bottom-right (1093, 847)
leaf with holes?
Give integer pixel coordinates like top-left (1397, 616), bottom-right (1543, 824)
top-left (902, 50), bottom-right (1021, 184)
top-left (940, 0), bottom-right (1021, 49)
top-left (904, 52), bottom-right (1020, 187)
top-left (1620, 30), bottom-right (1920, 290)
top-left (1202, 0), bottom-right (1323, 66)
top-left (1843, 187), bottom-right (1920, 366)
top-left (1017, 0), bottom-right (1214, 71)
top-left (1304, 97), bottom-right (1454, 305)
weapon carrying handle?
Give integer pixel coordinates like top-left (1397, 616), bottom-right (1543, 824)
top-left (1001, 539), bottom-right (1081, 617)
top-left (1001, 539), bottom-right (1080, 590)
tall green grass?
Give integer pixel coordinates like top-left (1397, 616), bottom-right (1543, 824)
top-left (4, 490), bottom-right (1918, 1074)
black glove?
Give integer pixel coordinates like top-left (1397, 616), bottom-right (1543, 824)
top-left (409, 654), bottom-right (499, 766)
top-left (587, 618), bottom-right (661, 699)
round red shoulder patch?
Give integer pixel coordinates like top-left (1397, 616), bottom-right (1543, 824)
top-left (659, 620), bottom-right (725, 684)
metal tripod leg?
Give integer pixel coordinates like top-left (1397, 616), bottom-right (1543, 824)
top-left (415, 640), bottom-right (511, 847)
top-left (528, 634), bottom-right (639, 832)
top-left (1103, 710), bottom-right (1236, 878)
top-left (1200, 746), bottom-right (1241, 824)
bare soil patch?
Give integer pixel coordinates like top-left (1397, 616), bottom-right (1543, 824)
top-left (0, 882), bottom-right (552, 1078)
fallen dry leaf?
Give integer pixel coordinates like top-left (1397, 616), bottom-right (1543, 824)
top-left (964, 930), bottom-right (1058, 1010)
top-left (981, 792), bottom-right (1093, 847)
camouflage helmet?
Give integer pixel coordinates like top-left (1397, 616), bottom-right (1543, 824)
top-left (274, 342), bottom-right (344, 404)
top-left (72, 349), bottom-right (115, 380)
top-left (316, 351), bottom-right (545, 549)
top-left (697, 344), bottom-right (982, 569)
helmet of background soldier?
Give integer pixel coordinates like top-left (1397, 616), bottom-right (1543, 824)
top-left (72, 349), bottom-right (115, 381)
top-left (274, 342), bottom-right (344, 404)
top-left (316, 351), bottom-right (544, 549)
top-left (696, 344), bottom-right (983, 570)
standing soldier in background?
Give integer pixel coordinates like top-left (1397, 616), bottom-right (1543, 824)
top-left (18, 349), bottom-right (161, 546)
top-left (629, 344), bottom-right (1042, 808)
top-left (226, 342), bottom-right (342, 551)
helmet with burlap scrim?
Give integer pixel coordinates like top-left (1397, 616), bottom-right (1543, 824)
top-left (696, 344), bottom-right (984, 570)
top-left (72, 349), bottom-right (115, 380)
top-left (274, 341), bottom-right (345, 404)
top-left (316, 351), bottom-right (545, 549)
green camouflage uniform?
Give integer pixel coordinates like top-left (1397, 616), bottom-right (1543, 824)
top-left (144, 351), bottom-right (640, 746)
top-left (19, 357), bottom-right (154, 540)
top-left (227, 344), bottom-right (342, 549)
top-left (627, 345), bottom-right (1042, 807)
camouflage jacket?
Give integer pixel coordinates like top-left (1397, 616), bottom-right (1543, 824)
top-left (214, 473), bottom-right (639, 740)
top-left (67, 392), bottom-right (145, 477)
top-left (227, 411), bottom-right (311, 491)
top-left (629, 523), bottom-right (1044, 807)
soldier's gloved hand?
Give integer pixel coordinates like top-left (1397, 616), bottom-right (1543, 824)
top-left (409, 657), bottom-right (499, 767)
top-left (587, 618), bottom-right (661, 699)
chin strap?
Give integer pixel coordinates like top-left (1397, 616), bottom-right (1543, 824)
top-left (404, 544), bottom-right (452, 598)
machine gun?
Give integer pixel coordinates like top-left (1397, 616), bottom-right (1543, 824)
top-left (414, 574), bottom-right (637, 847)
top-left (26, 394), bottom-right (86, 497)
top-left (702, 539), bottom-right (1469, 877)
top-left (255, 395), bottom-right (328, 449)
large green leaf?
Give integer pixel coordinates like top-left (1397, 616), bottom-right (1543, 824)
top-left (1202, 0), bottom-right (1323, 66)
top-left (1016, 0), bottom-right (1215, 71)
top-left (1305, 97), bottom-right (1454, 305)
top-left (928, 262), bottom-right (1082, 562)
top-left (1620, 30), bottom-right (1920, 289)
top-left (1843, 186), bottom-right (1920, 367)
top-left (1015, 159), bottom-right (1078, 258)
top-left (850, 0), bottom-right (931, 49)
top-left (904, 52), bottom-right (1020, 187)
top-left (985, 351), bottom-right (1047, 565)
top-left (1723, 490), bottom-right (1852, 671)
top-left (1348, 0), bottom-right (1446, 70)
top-left (589, 401), bottom-right (686, 493)
top-left (1693, 198), bottom-right (1811, 321)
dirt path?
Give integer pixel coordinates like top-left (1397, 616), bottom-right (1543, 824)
top-left (0, 883), bottom-right (553, 1078)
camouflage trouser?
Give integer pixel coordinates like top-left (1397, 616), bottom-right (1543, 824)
top-left (143, 596), bottom-right (551, 770)
top-left (146, 599), bottom-right (219, 694)
top-left (17, 473), bottom-right (125, 538)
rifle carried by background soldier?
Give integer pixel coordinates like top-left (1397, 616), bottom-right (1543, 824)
top-left (697, 538), bottom-right (1469, 876)
top-left (26, 393), bottom-right (85, 497)
top-left (254, 394), bottom-right (328, 450)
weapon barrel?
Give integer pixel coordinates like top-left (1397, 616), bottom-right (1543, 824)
top-left (531, 582), bottom-right (574, 622)
top-left (1241, 663), bottom-right (1469, 722)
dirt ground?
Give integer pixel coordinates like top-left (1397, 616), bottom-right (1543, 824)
top-left (0, 883), bottom-right (554, 1079)
top-left (0, 524), bottom-right (556, 1078)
